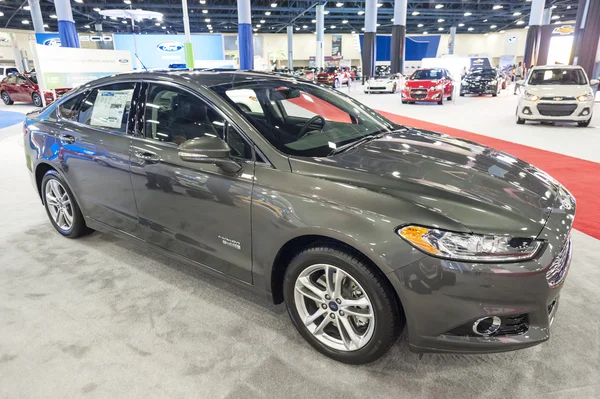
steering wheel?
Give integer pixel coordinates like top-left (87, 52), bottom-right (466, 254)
top-left (298, 115), bottom-right (326, 138)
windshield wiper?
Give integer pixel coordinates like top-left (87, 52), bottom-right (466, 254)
top-left (328, 132), bottom-right (388, 156)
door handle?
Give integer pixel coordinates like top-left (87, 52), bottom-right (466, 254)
top-left (59, 134), bottom-right (76, 144)
top-left (134, 150), bottom-right (160, 164)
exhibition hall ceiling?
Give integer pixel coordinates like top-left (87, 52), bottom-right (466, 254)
top-left (0, 0), bottom-right (580, 35)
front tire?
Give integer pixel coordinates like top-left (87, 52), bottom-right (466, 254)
top-left (283, 245), bottom-right (403, 364)
top-left (1, 91), bottom-right (13, 105)
top-left (32, 92), bottom-right (43, 107)
top-left (41, 170), bottom-right (91, 238)
top-left (334, 79), bottom-right (340, 89)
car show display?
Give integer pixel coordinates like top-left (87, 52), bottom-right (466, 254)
top-left (401, 68), bottom-right (454, 105)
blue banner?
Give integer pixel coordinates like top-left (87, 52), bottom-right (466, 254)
top-left (238, 23), bottom-right (254, 70)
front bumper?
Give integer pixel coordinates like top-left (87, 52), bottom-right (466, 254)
top-left (401, 89), bottom-right (443, 102)
top-left (518, 99), bottom-right (593, 122)
top-left (365, 83), bottom-right (394, 92)
top-left (461, 83), bottom-right (497, 94)
top-left (387, 190), bottom-right (575, 354)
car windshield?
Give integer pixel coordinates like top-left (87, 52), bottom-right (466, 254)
top-left (324, 67), bottom-right (337, 74)
top-left (411, 69), bottom-right (443, 80)
top-left (26, 74), bottom-right (38, 84)
top-left (211, 80), bottom-right (399, 157)
top-left (469, 69), bottom-right (496, 78)
top-left (528, 68), bottom-right (588, 85)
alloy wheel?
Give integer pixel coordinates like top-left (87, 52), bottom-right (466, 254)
top-left (33, 93), bottom-right (42, 107)
top-left (45, 179), bottom-right (74, 232)
top-left (1, 92), bottom-right (9, 104)
top-left (294, 263), bottom-right (375, 352)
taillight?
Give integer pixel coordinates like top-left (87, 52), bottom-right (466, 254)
top-left (23, 122), bottom-right (29, 136)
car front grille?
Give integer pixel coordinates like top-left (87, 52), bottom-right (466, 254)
top-left (540, 96), bottom-right (576, 101)
top-left (546, 236), bottom-right (572, 288)
top-left (537, 103), bottom-right (578, 117)
top-left (410, 89), bottom-right (427, 99)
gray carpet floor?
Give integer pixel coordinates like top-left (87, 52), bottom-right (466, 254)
top-left (1, 108), bottom-right (599, 398)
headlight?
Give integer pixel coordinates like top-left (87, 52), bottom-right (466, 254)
top-left (403, 85), bottom-right (409, 91)
top-left (522, 91), bottom-right (539, 101)
top-left (577, 93), bottom-right (594, 102)
top-left (397, 225), bottom-right (543, 262)
top-left (430, 85), bottom-right (442, 91)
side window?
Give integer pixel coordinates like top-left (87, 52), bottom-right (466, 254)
top-left (6, 68), bottom-right (18, 75)
top-left (144, 84), bottom-right (253, 160)
top-left (16, 76), bottom-right (27, 85)
top-left (7, 75), bottom-right (17, 84)
top-left (58, 93), bottom-right (85, 121)
top-left (78, 82), bottom-right (135, 133)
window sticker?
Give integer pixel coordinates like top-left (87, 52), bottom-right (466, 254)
top-left (90, 90), bottom-right (133, 129)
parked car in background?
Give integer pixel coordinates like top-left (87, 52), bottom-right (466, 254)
top-left (365, 73), bottom-right (400, 93)
top-left (516, 65), bottom-right (598, 127)
top-left (23, 70), bottom-right (575, 364)
top-left (460, 68), bottom-right (502, 97)
top-left (401, 68), bottom-right (454, 105)
top-left (0, 65), bottom-right (18, 80)
top-left (316, 67), bottom-right (350, 88)
top-left (1, 72), bottom-right (69, 106)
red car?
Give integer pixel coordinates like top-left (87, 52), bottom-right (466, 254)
top-left (0, 72), bottom-right (69, 107)
top-left (401, 68), bottom-right (454, 105)
top-left (316, 67), bottom-right (350, 88)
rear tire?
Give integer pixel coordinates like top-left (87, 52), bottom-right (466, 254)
top-left (437, 97), bottom-right (444, 105)
top-left (41, 170), bottom-right (92, 238)
top-left (1, 91), bottom-right (13, 105)
top-left (283, 245), bottom-right (403, 364)
top-left (578, 119), bottom-right (591, 127)
top-left (32, 92), bottom-right (43, 107)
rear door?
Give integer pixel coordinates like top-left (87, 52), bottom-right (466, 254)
top-left (14, 75), bottom-right (33, 102)
top-left (4, 75), bottom-right (19, 101)
top-left (56, 82), bottom-right (142, 236)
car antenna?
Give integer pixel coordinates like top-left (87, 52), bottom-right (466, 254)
top-left (135, 53), bottom-right (148, 72)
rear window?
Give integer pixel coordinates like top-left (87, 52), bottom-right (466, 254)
top-left (528, 68), bottom-right (588, 85)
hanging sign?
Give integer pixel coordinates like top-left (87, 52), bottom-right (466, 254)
top-left (331, 35), bottom-right (342, 57)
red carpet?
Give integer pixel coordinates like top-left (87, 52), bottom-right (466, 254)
top-left (377, 111), bottom-right (600, 239)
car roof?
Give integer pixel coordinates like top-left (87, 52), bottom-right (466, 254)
top-left (532, 65), bottom-right (583, 70)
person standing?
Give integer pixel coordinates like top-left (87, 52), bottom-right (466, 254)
top-left (514, 62), bottom-right (524, 95)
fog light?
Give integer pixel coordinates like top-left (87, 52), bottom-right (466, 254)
top-left (522, 107), bottom-right (532, 115)
top-left (472, 316), bottom-right (501, 336)
top-left (579, 108), bottom-right (590, 116)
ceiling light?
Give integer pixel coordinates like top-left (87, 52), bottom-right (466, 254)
top-left (435, 4), bottom-right (444, 9)
top-left (467, 27), bottom-right (474, 31)
top-left (492, 5), bottom-right (503, 9)
top-left (302, 25), bottom-right (307, 28)
top-left (22, 20), bottom-right (29, 24)
top-left (74, 0), bottom-right (83, 3)
top-left (124, 0), bottom-right (131, 4)
top-left (516, 20), bottom-right (525, 25)
top-left (205, 18), bottom-right (210, 22)
top-left (311, 19), bottom-right (316, 23)
top-left (23, 5), bottom-right (30, 10)
top-left (253, 28), bottom-right (257, 31)
top-left (361, 27), bottom-right (365, 30)
top-left (270, 2), bottom-right (277, 7)
top-left (490, 25), bottom-right (497, 28)
top-left (376, 23), bottom-right (380, 26)
top-left (483, 19), bottom-right (488, 22)
top-left (336, 2), bottom-right (343, 7)
top-left (202, 9), bottom-right (208, 13)
top-left (438, 18), bottom-right (444, 22)
top-left (260, 19), bottom-right (265, 23)
top-left (199, 0), bottom-right (206, 3)
top-left (155, 22), bottom-right (160, 26)
top-left (553, 20), bottom-right (561, 24)
top-left (43, 23), bottom-right (49, 27)
top-left (93, 7), bottom-right (101, 12)
top-left (343, 19), bottom-right (348, 23)
top-left (438, 27), bottom-right (443, 31)
top-left (551, 5), bottom-right (557, 9)
top-left (567, 5), bottom-right (571, 9)
top-left (417, 23), bottom-right (423, 27)
top-left (551, 15), bottom-right (560, 19)
top-left (211, 30), bottom-right (214, 33)
top-left (525, 25), bottom-right (529, 28)
top-left (296, 27), bottom-right (300, 30)
top-left (50, 14), bottom-right (58, 19)
top-left (122, 20), bottom-right (127, 24)
top-left (513, 11), bottom-right (522, 16)
top-left (351, 30), bottom-right (356, 34)
top-left (265, 11), bottom-right (271, 15)
top-left (161, 26), bottom-right (166, 29)
top-left (458, 23), bottom-right (464, 27)
top-left (358, 10), bottom-right (365, 15)
top-left (423, 31), bottom-right (428, 34)
top-left (324, 10), bottom-right (330, 14)
top-left (330, 25), bottom-right (336, 28)
top-left (256, 24), bottom-right (261, 27)
top-left (464, 12), bottom-right (472, 16)
top-left (499, 30), bottom-right (505, 33)
top-left (412, 11), bottom-right (420, 16)
top-left (484, 33), bottom-right (489, 36)
top-left (390, 18), bottom-right (394, 22)
top-left (377, 3), bottom-right (383, 7)
top-left (84, 24), bottom-right (90, 28)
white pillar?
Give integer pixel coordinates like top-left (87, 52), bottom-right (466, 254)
top-left (529, 0), bottom-right (546, 26)
top-left (287, 25), bottom-right (294, 71)
top-left (393, 0), bottom-right (407, 26)
top-left (365, 0), bottom-right (378, 33)
top-left (316, 4), bottom-right (324, 68)
top-left (27, 0), bottom-right (45, 33)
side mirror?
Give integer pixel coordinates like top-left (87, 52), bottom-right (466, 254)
top-left (590, 79), bottom-right (599, 87)
top-left (178, 136), bottom-right (241, 173)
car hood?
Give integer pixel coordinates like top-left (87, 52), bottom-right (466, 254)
top-left (292, 130), bottom-right (559, 237)
top-left (525, 84), bottom-right (592, 97)
top-left (406, 80), bottom-right (439, 88)
top-left (464, 75), bottom-right (496, 82)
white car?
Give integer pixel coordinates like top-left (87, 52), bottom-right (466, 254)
top-left (365, 74), bottom-right (400, 93)
top-left (516, 65), bottom-right (598, 127)
top-left (226, 88), bottom-right (263, 113)
top-left (0, 65), bottom-right (18, 80)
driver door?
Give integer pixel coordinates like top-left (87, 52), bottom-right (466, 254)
top-left (129, 82), bottom-right (255, 283)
